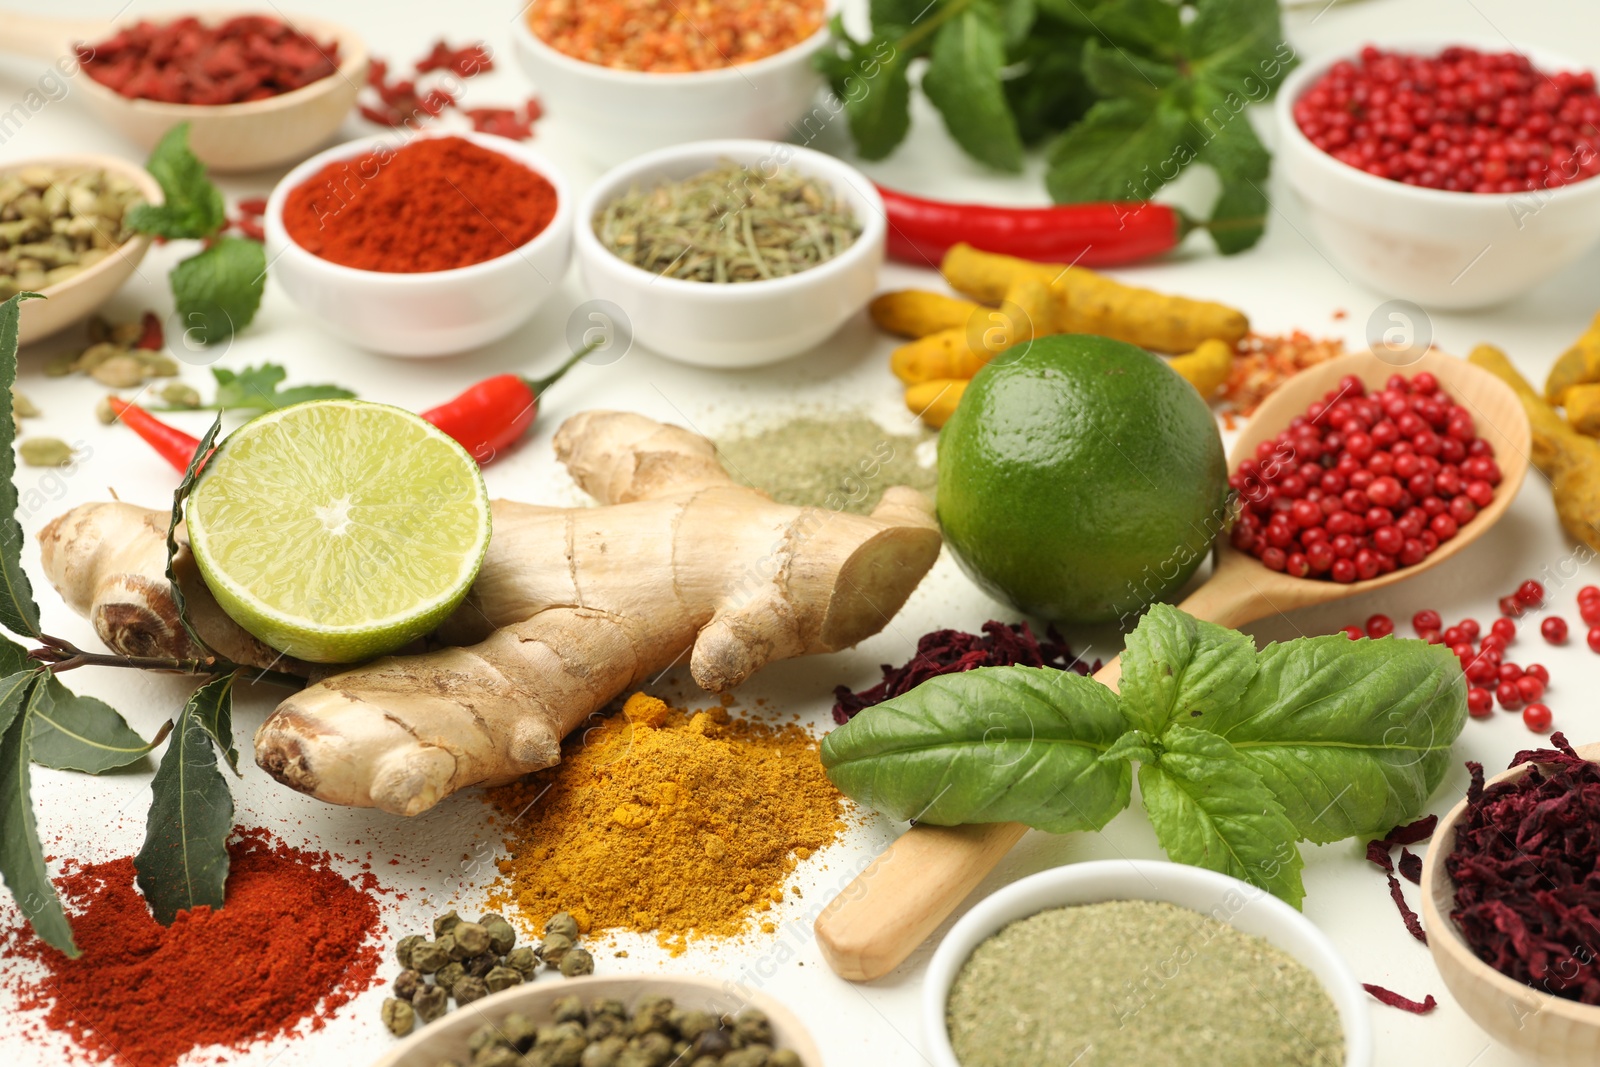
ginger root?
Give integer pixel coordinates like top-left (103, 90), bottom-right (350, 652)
top-left (42, 412), bottom-right (941, 816)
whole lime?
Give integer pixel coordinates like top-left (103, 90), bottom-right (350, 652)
top-left (937, 334), bottom-right (1228, 624)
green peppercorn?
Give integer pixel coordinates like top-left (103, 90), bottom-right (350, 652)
top-left (721, 1048), bottom-right (771, 1067)
top-left (538, 932), bottom-right (574, 967)
top-left (559, 946), bottom-right (595, 978)
top-left (733, 1009), bottom-right (773, 1046)
top-left (545, 911), bottom-right (581, 940)
top-left (631, 995), bottom-right (674, 1035)
top-left (551, 993), bottom-right (586, 1024)
top-left (435, 961), bottom-right (466, 994)
top-left (505, 945), bottom-right (538, 979)
top-left (484, 965), bottom-right (523, 993)
top-left (453, 921), bottom-right (490, 956)
top-left (434, 909), bottom-right (462, 937)
top-left (686, 1059), bottom-right (720, 1067)
top-left (483, 916), bottom-right (517, 956)
top-left (632, 1032), bottom-right (675, 1066)
top-left (501, 1012), bottom-right (538, 1052)
top-left (411, 939), bottom-right (451, 974)
top-left (413, 983), bottom-right (448, 1023)
top-left (469, 1022), bottom-right (510, 1055)
top-left (472, 1047), bottom-right (520, 1067)
top-left (453, 975), bottom-right (489, 1005)
top-left (580, 1036), bottom-right (626, 1067)
top-left (592, 997), bottom-right (628, 1019)
top-left (446, 932), bottom-right (473, 961)
top-left (690, 1029), bottom-right (732, 1057)
top-left (670, 1009), bottom-right (716, 1041)
top-left (586, 1014), bottom-right (625, 1042)
top-left (395, 934), bottom-right (426, 970)
top-left (381, 997), bottom-right (415, 1037)
top-left (393, 968), bottom-right (422, 1001)
top-left (464, 952), bottom-right (497, 978)
top-left (768, 1051), bottom-right (802, 1067)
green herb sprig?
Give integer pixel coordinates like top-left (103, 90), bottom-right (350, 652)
top-left (822, 604), bottom-right (1468, 907)
top-left (154, 362), bottom-right (356, 413)
top-left (127, 124), bottom-right (266, 345)
top-left (815, 0), bottom-right (1295, 253)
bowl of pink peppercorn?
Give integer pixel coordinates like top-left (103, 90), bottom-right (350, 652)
top-left (1276, 39), bottom-right (1600, 309)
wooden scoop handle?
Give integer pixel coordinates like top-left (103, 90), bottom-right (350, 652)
top-left (814, 573), bottom-right (1273, 981)
top-left (0, 14), bottom-right (113, 61)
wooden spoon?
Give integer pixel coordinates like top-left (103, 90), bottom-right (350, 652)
top-left (813, 347), bottom-right (1533, 982)
top-left (0, 10), bottom-right (367, 172)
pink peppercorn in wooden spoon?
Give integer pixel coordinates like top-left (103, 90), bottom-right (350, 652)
top-left (813, 346), bottom-right (1532, 983)
top-left (0, 10), bottom-right (366, 172)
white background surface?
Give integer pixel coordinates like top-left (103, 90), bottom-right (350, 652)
top-left (3, 1), bottom-right (1600, 1065)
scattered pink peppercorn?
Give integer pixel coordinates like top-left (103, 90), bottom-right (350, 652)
top-left (1341, 625), bottom-right (1364, 641)
top-left (1524, 663), bottom-right (1550, 685)
top-left (1413, 608), bottom-right (1441, 633)
top-left (1581, 598), bottom-right (1600, 627)
top-left (1500, 595), bottom-right (1524, 617)
top-left (1366, 613), bottom-right (1395, 638)
top-left (1542, 616), bottom-right (1570, 644)
top-left (1588, 626), bottom-right (1600, 654)
top-left (1517, 579), bottom-right (1545, 607)
top-left (1497, 681), bottom-right (1524, 711)
top-left (1523, 703), bottom-right (1553, 732)
top-left (1467, 687), bottom-right (1494, 718)
top-left (1517, 674), bottom-right (1546, 703)
top-left (1490, 617), bottom-right (1516, 642)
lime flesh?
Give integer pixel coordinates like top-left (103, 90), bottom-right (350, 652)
top-left (186, 400), bottom-right (491, 663)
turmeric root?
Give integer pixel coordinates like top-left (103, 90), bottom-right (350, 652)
top-left (1470, 344), bottom-right (1600, 550)
top-left (941, 243), bottom-right (1248, 353)
top-left (1566, 383), bottom-right (1600, 436)
top-left (43, 412), bottom-right (942, 816)
top-left (869, 290), bottom-right (980, 338)
top-left (889, 274), bottom-right (1053, 384)
top-left (905, 378), bottom-right (967, 428)
top-left (1544, 311), bottom-right (1600, 405)
top-left (1168, 339), bottom-right (1236, 399)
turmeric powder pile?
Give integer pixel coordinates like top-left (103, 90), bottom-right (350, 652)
top-left (486, 694), bottom-right (844, 954)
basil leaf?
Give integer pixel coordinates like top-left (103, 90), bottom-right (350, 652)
top-left (0, 294), bottom-right (42, 639)
top-left (922, 9), bottom-right (1024, 173)
top-left (136, 675), bottom-right (236, 923)
top-left (1120, 603), bottom-right (1257, 735)
top-left (29, 677), bottom-right (163, 773)
top-left (1141, 725), bottom-right (1305, 907)
top-left (125, 124), bottom-right (227, 241)
top-left (814, 20), bottom-right (914, 161)
top-left (1046, 97), bottom-right (1195, 203)
top-left (821, 666), bottom-right (1132, 832)
top-left (170, 236), bottom-right (266, 346)
top-left (0, 673), bottom-right (77, 955)
top-left (1082, 37), bottom-right (1178, 102)
top-left (1200, 635), bottom-right (1467, 844)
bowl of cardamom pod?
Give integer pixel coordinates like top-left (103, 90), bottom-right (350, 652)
top-left (922, 860), bottom-right (1372, 1067)
top-left (2, 155), bottom-right (160, 346)
top-left (369, 973), bottom-right (821, 1067)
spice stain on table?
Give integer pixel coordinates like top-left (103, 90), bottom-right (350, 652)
top-left (714, 413), bottom-right (937, 516)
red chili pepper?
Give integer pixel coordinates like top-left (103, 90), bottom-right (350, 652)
top-left (874, 184), bottom-right (1191, 268)
top-left (135, 311), bottom-right (163, 351)
top-left (107, 398), bottom-right (202, 472)
top-left (422, 347), bottom-right (590, 464)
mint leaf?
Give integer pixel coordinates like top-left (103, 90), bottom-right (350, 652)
top-left (135, 675), bottom-right (236, 924)
top-left (200, 363), bottom-right (356, 413)
top-left (1199, 634), bottom-right (1467, 843)
top-left (821, 665), bottom-right (1132, 832)
top-left (922, 9), bottom-right (1024, 172)
top-left (1119, 603), bottom-right (1258, 735)
top-left (29, 678), bottom-right (163, 773)
top-left (1187, 0), bottom-right (1293, 92)
top-left (870, 0), bottom-right (933, 37)
top-left (1140, 725), bottom-right (1305, 907)
top-left (170, 237), bottom-right (265, 346)
top-left (1046, 96), bottom-right (1194, 203)
top-left (1082, 36), bottom-right (1178, 101)
top-left (997, 0), bottom-right (1038, 46)
top-left (1004, 27), bottom-right (1095, 144)
top-left (0, 294), bottom-right (42, 639)
top-left (125, 124), bottom-right (226, 240)
top-left (814, 21), bottom-right (914, 161)
top-left (1192, 87), bottom-right (1272, 254)
top-left (1039, 0), bottom-right (1182, 53)
top-left (0, 673), bottom-right (76, 955)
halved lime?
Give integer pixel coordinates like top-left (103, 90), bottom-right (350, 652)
top-left (186, 400), bottom-right (491, 663)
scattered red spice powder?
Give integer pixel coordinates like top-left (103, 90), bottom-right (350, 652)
top-left (78, 17), bottom-right (340, 105)
top-left (0, 828), bottom-right (384, 1067)
top-left (528, 0), bottom-right (827, 73)
top-left (282, 136), bottom-right (558, 273)
top-left (832, 621), bottom-right (1098, 724)
top-left (1447, 733), bottom-right (1600, 1004)
top-left (1219, 331), bottom-right (1347, 420)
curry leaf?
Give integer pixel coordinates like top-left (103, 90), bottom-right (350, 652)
top-left (135, 675), bottom-right (236, 924)
top-left (0, 293), bottom-right (43, 639)
top-left (28, 677), bottom-right (166, 773)
top-left (1119, 603), bottom-right (1258, 735)
top-left (166, 413), bottom-right (223, 660)
top-left (821, 666), bottom-right (1132, 832)
top-left (1197, 634), bottom-right (1467, 843)
top-left (125, 124), bottom-right (227, 240)
top-left (922, 9), bottom-right (1024, 172)
top-left (0, 672), bottom-right (76, 955)
top-left (1140, 725), bottom-right (1305, 907)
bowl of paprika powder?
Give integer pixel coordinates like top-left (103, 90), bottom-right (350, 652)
top-left (265, 131), bottom-right (572, 357)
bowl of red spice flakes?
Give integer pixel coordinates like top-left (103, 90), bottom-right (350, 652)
top-left (1276, 39), bottom-right (1600, 308)
top-left (69, 13), bottom-right (368, 172)
top-left (1423, 736), bottom-right (1600, 1065)
top-left (512, 0), bottom-right (836, 165)
top-left (264, 131), bottom-right (571, 356)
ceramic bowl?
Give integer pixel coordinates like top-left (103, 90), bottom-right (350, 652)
top-left (7, 154), bottom-right (162, 346)
top-left (1422, 742), bottom-right (1600, 1065)
top-left (511, 1), bottom-right (836, 167)
top-left (574, 139), bottom-right (884, 368)
top-left (263, 130), bottom-right (573, 357)
top-left (368, 973), bottom-right (822, 1067)
top-left (921, 860), bottom-right (1372, 1067)
top-left (1275, 39), bottom-right (1600, 309)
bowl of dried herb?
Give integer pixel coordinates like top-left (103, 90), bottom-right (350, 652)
top-left (1423, 735), bottom-right (1600, 1066)
top-left (922, 859), bottom-right (1371, 1067)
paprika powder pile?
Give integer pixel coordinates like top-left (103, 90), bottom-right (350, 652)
top-left (78, 17), bottom-right (341, 105)
top-left (282, 136), bottom-right (558, 273)
top-left (1, 828), bottom-right (384, 1067)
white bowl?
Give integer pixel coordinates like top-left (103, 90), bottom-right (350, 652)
top-left (574, 139), bottom-right (884, 368)
top-left (263, 130), bottom-right (573, 357)
top-left (511, 1), bottom-right (835, 167)
top-left (921, 860), bottom-right (1373, 1067)
top-left (1275, 39), bottom-right (1600, 309)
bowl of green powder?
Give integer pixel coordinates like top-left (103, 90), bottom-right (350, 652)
top-left (924, 860), bottom-right (1370, 1067)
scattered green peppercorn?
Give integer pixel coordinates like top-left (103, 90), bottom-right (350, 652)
top-left (453, 975), bottom-right (489, 1005)
top-left (396, 934), bottom-right (425, 969)
top-left (465, 951), bottom-right (498, 978)
top-left (560, 946), bottom-right (595, 978)
top-left (453, 921), bottom-right (490, 956)
top-left (484, 965), bottom-right (523, 993)
top-left (538, 932), bottom-right (574, 967)
top-left (381, 997), bottom-right (415, 1037)
top-left (434, 909), bottom-right (462, 937)
top-left (483, 916), bottom-right (517, 956)
top-left (435, 961), bottom-right (466, 994)
top-left (546, 911), bottom-right (581, 940)
top-left (413, 983), bottom-right (448, 1023)
top-left (411, 939), bottom-right (450, 974)
top-left (393, 968), bottom-right (422, 1001)
top-left (445, 932), bottom-right (472, 962)
top-left (505, 946), bottom-right (538, 979)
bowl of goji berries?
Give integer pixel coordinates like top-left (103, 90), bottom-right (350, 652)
top-left (1275, 38), bottom-right (1600, 309)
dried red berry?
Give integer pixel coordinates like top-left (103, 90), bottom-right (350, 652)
top-left (1490, 617), bottom-right (1516, 642)
top-left (1524, 663), bottom-right (1550, 685)
top-left (1517, 579), bottom-right (1546, 607)
top-left (1366, 613), bottom-right (1394, 638)
top-left (1496, 681), bottom-right (1524, 710)
top-left (1522, 703), bottom-right (1553, 732)
top-left (1467, 686), bottom-right (1493, 718)
top-left (1412, 608), bottom-right (1442, 633)
top-left (1542, 616), bottom-right (1570, 644)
